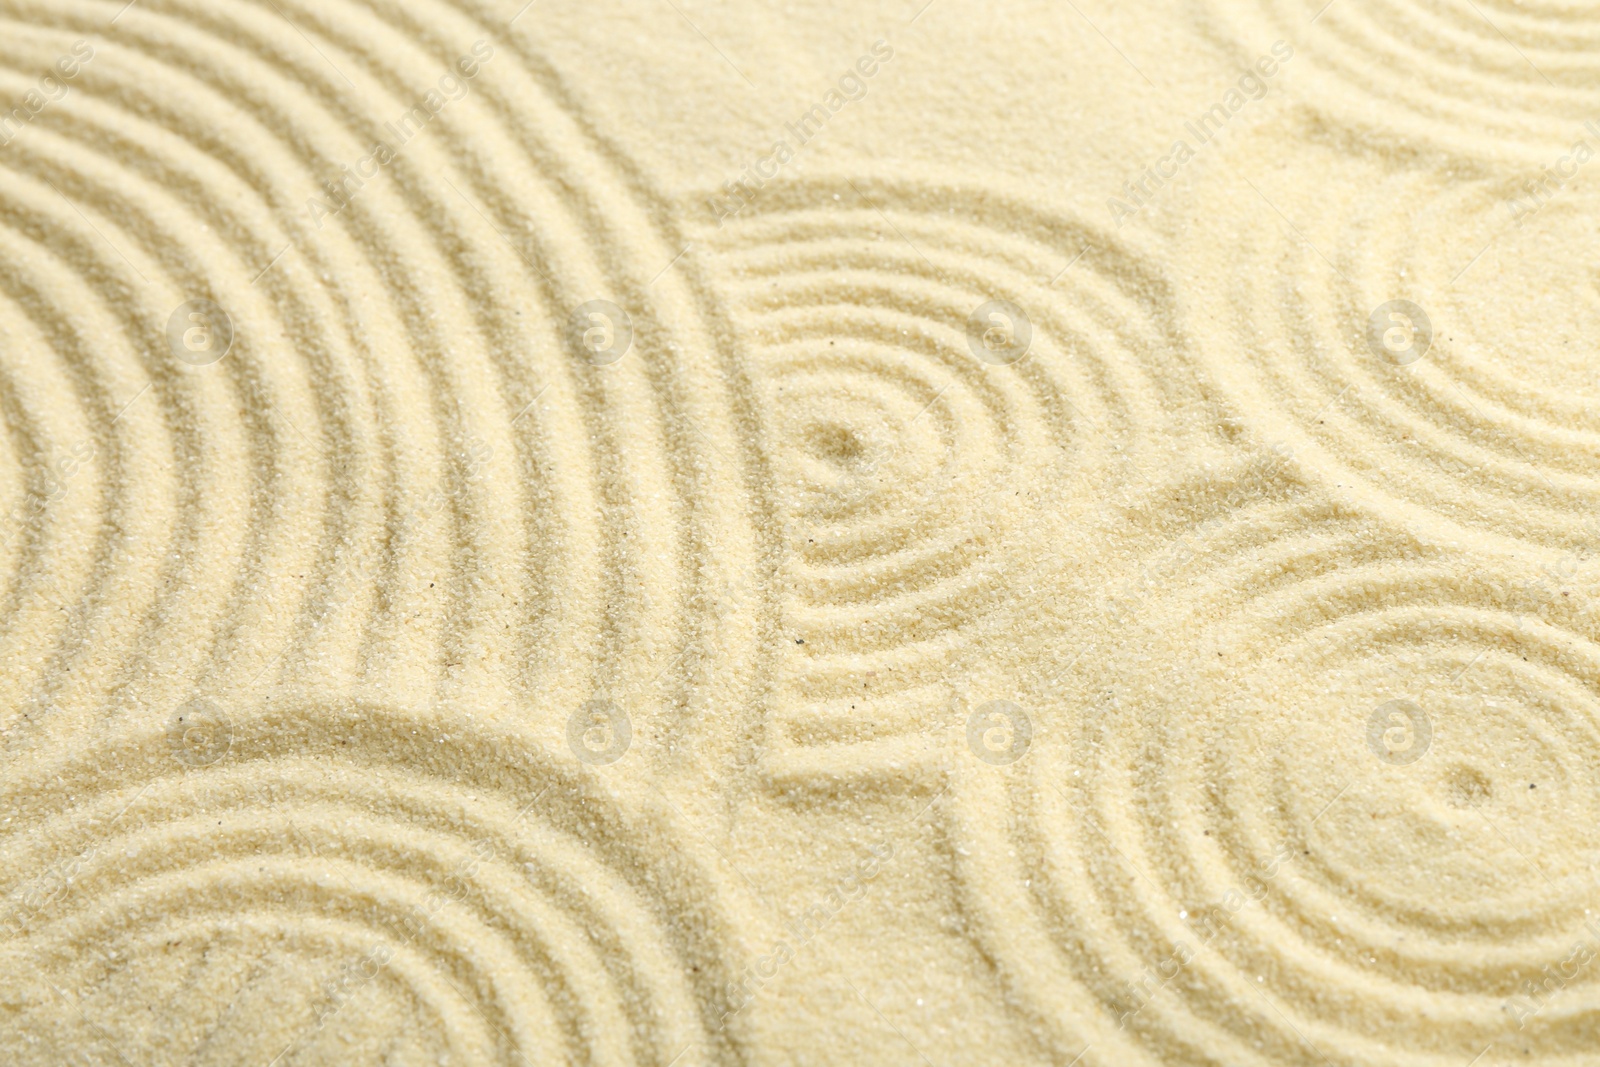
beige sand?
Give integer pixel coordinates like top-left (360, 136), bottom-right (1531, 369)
top-left (2, 0), bottom-right (1598, 1063)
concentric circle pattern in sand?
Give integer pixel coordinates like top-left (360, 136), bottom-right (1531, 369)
top-left (0, 2), bottom-right (771, 1061)
top-left (0, 0), bottom-right (769, 762)
top-left (5, 0), bottom-right (1600, 1061)
top-left (953, 473), bottom-right (1600, 1066)
top-left (1206, 0), bottom-right (1600, 162)
top-left (1178, 120), bottom-right (1600, 559)
top-left (693, 176), bottom-right (1210, 785)
top-left (0, 702), bottom-right (738, 1065)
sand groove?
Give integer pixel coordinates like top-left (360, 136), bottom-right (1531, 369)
top-left (0, 0), bottom-right (773, 761)
top-left (1206, 0), bottom-right (1600, 162)
top-left (4, 0), bottom-right (1598, 1063)
top-left (0, 701), bottom-right (742, 1065)
top-left (693, 175), bottom-right (1211, 786)
top-left (0, 1), bottom-right (771, 1060)
top-left (952, 469), bottom-right (1600, 1065)
top-left (1177, 118), bottom-right (1600, 560)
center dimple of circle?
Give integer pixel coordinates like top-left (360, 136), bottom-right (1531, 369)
top-left (1454, 200), bottom-right (1600, 401)
top-left (805, 421), bottom-right (868, 468)
top-left (1442, 763), bottom-right (1493, 809)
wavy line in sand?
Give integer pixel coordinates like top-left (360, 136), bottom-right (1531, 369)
top-left (950, 470), bottom-right (1600, 1065)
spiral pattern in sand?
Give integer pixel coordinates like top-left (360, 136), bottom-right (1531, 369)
top-left (9, 0), bottom-right (1599, 1061)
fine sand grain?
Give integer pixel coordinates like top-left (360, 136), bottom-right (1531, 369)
top-left (2, 1), bottom-right (1598, 1064)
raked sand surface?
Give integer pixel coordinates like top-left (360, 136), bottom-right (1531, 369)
top-left (3, 1), bottom-right (1600, 1064)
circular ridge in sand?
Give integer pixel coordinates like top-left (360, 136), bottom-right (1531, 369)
top-left (695, 176), bottom-right (1210, 781)
top-left (1178, 121), bottom-right (1600, 560)
top-left (953, 472), bottom-right (1600, 1066)
top-left (0, 701), bottom-right (743, 1065)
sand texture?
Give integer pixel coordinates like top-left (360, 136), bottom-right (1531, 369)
top-left (2, 1), bottom-right (1599, 1064)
